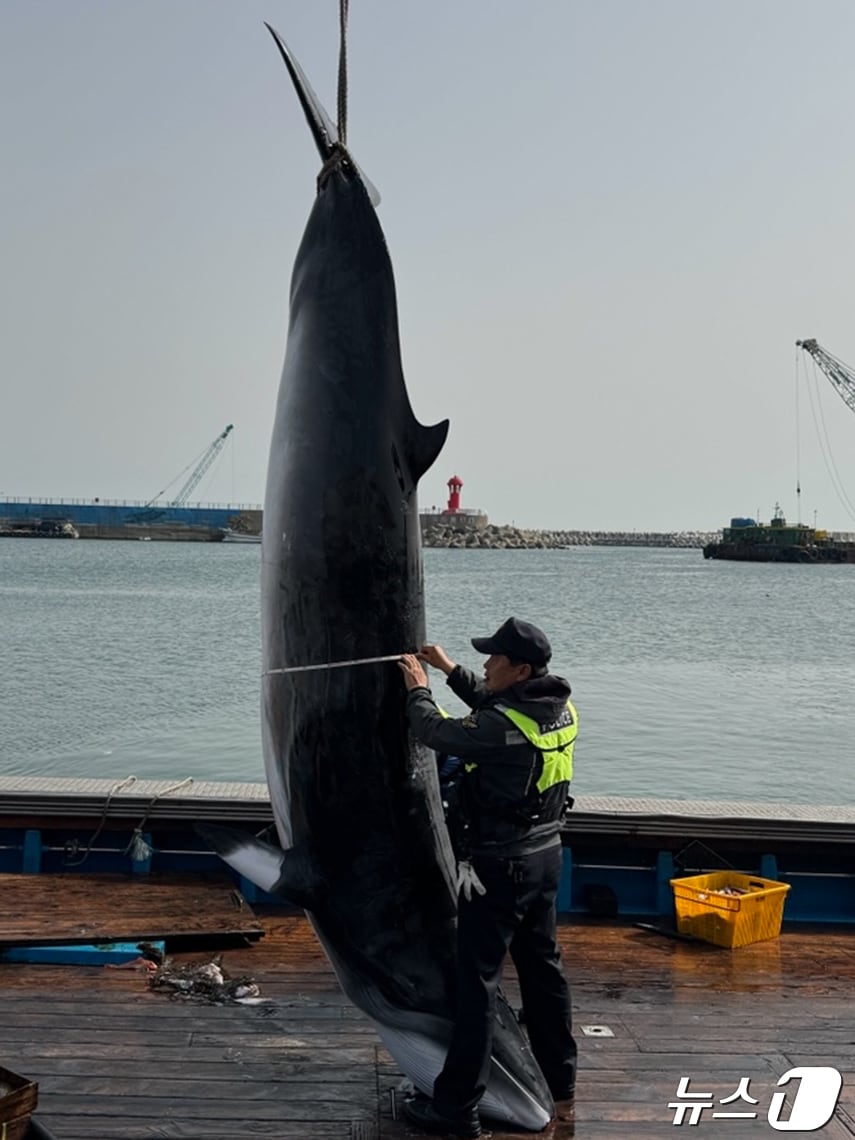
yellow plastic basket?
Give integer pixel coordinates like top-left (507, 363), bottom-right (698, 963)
top-left (670, 871), bottom-right (791, 948)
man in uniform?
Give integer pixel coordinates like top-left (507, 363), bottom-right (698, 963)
top-left (398, 617), bottom-right (578, 1138)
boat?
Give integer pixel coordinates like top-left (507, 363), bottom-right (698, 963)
top-left (703, 505), bottom-right (855, 563)
top-left (0, 776), bottom-right (853, 1137)
top-left (1, 777), bottom-right (853, 924)
top-left (220, 528), bottom-right (262, 543)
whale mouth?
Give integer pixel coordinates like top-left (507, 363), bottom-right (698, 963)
top-left (373, 1020), bottom-right (552, 1131)
top-left (313, 943), bottom-right (553, 1131)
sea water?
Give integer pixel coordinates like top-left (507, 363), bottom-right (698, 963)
top-left (1, 539), bottom-right (853, 805)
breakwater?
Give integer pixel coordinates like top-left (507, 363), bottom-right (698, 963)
top-left (422, 523), bottom-right (720, 550)
top-left (1, 498), bottom-right (716, 549)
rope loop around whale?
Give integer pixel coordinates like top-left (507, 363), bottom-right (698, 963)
top-left (316, 142), bottom-right (357, 190)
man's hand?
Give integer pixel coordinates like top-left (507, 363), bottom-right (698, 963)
top-left (456, 860), bottom-right (487, 901)
top-left (398, 653), bottom-right (429, 691)
top-left (418, 644), bottom-right (456, 675)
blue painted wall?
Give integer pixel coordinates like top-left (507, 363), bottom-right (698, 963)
top-left (0, 499), bottom-right (251, 528)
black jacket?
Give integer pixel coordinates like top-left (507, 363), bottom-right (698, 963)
top-left (405, 664), bottom-right (574, 857)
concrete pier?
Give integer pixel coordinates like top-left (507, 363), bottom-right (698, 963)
top-left (0, 498), bottom-right (262, 542)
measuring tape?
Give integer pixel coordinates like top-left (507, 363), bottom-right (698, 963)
top-left (265, 653), bottom-right (405, 676)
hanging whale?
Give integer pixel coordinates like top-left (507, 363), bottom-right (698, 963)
top-left (197, 23), bottom-right (554, 1131)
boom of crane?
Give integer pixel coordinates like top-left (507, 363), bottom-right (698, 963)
top-left (796, 338), bottom-right (855, 418)
top-left (145, 424), bottom-right (234, 509)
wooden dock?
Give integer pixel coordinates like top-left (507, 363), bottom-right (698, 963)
top-left (3, 903), bottom-right (855, 1139)
top-left (0, 872), bottom-right (264, 947)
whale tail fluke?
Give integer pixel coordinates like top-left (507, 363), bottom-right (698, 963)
top-left (264, 22), bottom-right (381, 207)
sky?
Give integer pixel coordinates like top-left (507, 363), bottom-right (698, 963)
top-left (4, 0), bottom-right (855, 532)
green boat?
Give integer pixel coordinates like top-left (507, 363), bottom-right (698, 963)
top-left (703, 505), bottom-right (855, 563)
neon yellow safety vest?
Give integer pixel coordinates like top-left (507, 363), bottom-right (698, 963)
top-left (494, 700), bottom-right (578, 791)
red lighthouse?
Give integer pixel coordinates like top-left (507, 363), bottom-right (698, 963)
top-left (445, 474), bottom-right (463, 514)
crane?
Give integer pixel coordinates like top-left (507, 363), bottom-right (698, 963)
top-left (795, 338), bottom-right (855, 525)
top-left (796, 339), bottom-right (855, 417)
top-left (145, 424), bottom-right (234, 508)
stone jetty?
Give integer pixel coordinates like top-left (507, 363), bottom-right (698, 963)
top-left (421, 523), bottom-right (720, 550)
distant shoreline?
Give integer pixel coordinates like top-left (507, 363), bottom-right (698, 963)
top-left (422, 523), bottom-right (720, 550)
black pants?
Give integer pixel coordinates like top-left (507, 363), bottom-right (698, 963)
top-left (433, 843), bottom-right (577, 1116)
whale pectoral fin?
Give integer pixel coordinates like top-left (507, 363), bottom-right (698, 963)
top-left (264, 22), bottom-right (381, 207)
top-left (407, 419), bottom-right (450, 484)
top-left (195, 823), bottom-right (320, 908)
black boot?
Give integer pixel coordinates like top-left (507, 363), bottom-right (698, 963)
top-left (402, 1092), bottom-right (482, 1138)
top-left (549, 1082), bottom-right (575, 1105)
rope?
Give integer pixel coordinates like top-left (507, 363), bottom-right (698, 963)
top-left (64, 774), bottom-right (139, 867)
top-left (133, 776), bottom-right (194, 833)
top-left (794, 345), bottom-right (801, 513)
top-left (316, 0), bottom-right (351, 191)
top-left (803, 356), bottom-right (855, 523)
top-left (123, 776), bottom-right (195, 860)
top-left (61, 774), bottom-right (196, 867)
top-left (337, 0), bottom-right (349, 146)
top-left (265, 653), bottom-right (404, 676)
top-left (673, 839), bottom-right (734, 873)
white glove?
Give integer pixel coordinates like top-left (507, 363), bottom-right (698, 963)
top-left (456, 860), bottom-right (486, 902)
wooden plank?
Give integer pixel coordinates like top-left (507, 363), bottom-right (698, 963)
top-left (36, 1076), bottom-right (376, 1101)
top-left (0, 995), bottom-right (358, 1018)
top-left (0, 873), bottom-right (263, 946)
top-left (33, 1093), bottom-right (379, 1120)
top-left (4, 1009), bottom-right (371, 1030)
top-left (38, 1120), bottom-right (366, 1139)
top-left (16, 1056), bottom-right (377, 1081)
top-left (1, 1028), bottom-right (378, 1049)
top-left (14, 1043), bottom-right (378, 1064)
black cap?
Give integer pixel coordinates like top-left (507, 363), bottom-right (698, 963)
top-left (471, 617), bottom-right (552, 668)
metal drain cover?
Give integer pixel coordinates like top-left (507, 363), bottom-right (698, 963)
top-left (580, 1024), bottom-right (614, 1037)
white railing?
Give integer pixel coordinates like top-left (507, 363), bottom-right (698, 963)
top-left (420, 507), bottom-right (486, 516)
top-left (0, 495), bottom-right (262, 510)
